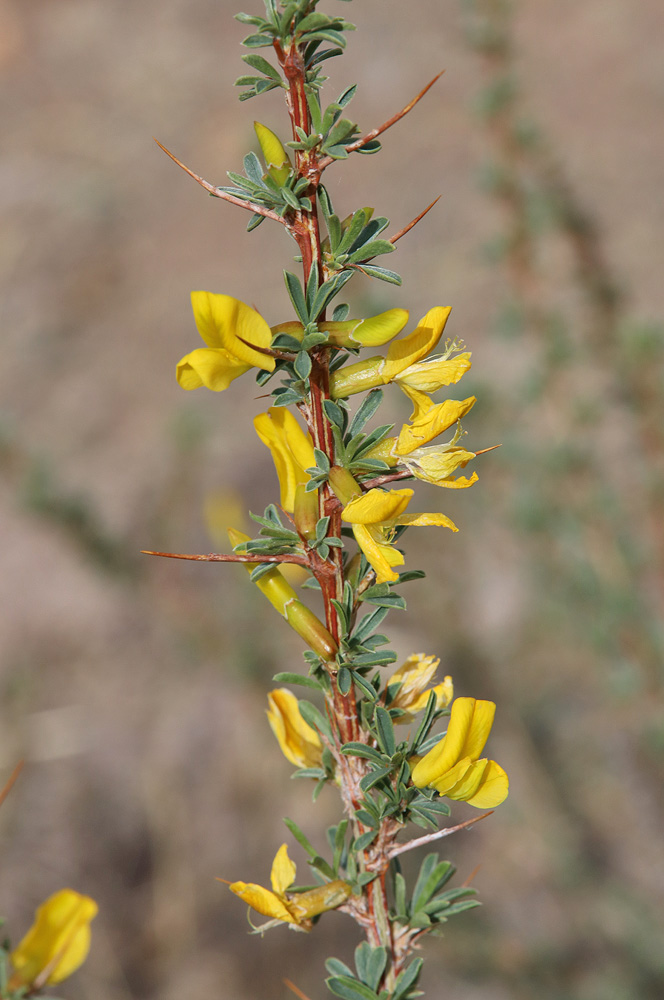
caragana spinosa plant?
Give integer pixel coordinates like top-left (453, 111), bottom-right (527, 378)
top-left (148, 2), bottom-right (509, 996)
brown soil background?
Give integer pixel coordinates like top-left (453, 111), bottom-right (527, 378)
top-left (1, 1), bottom-right (663, 998)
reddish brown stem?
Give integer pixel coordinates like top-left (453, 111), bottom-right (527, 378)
top-left (141, 549), bottom-right (309, 566)
top-left (154, 138), bottom-right (288, 225)
top-left (318, 71), bottom-right (445, 170)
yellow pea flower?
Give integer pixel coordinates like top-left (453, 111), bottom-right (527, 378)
top-left (341, 487), bottom-right (457, 584)
top-left (254, 408), bottom-right (316, 512)
top-left (267, 688), bottom-right (323, 768)
top-left (228, 844), bottom-right (351, 928)
top-left (330, 307), bottom-right (452, 398)
top-left (10, 889), bottom-right (97, 988)
top-left (411, 697), bottom-right (509, 808)
top-left (364, 385), bottom-right (479, 489)
top-left (176, 292), bottom-right (275, 392)
top-left (387, 654), bottom-right (453, 723)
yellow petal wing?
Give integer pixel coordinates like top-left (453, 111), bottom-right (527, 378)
top-left (228, 881), bottom-right (294, 923)
top-left (270, 843), bottom-right (297, 897)
top-left (176, 348), bottom-right (249, 391)
top-left (342, 488), bottom-right (413, 525)
top-left (382, 307), bottom-right (451, 381)
top-left (191, 291), bottom-right (275, 371)
top-left (466, 759), bottom-right (509, 808)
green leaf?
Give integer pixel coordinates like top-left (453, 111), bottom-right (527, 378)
top-left (352, 671), bottom-right (379, 702)
top-left (326, 958), bottom-right (354, 979)
top-left (326, 975), bottom-right (381, 1000)
top-left (338, 665), bottom-right (352, 695)
top-left (355, 943), bottom-right (387, 992)
top-left (242, 52), bottom-right (282, 80)
top-left (374, 707), bottom-right (395, 756)
top-left (298, 699), bottom-right (332, 738)
top-left (340, 742), bottom-right (386, 765)
top-left (283, 816), bottom-right (318, 858)
top-left (353, 829), bottom-right (377, 851)
top-left (348, 240), bottom-right (395, 265)
top-left (394, 871), bottom-right (408, 920)
top-left (411, 855), bottom-right (455, 912)
top-left (359, 766), bottom-right (391, 792)
top-left (347, 389), bottom-right (383, 438)
top-left (242, 33), bottom-right (275, 48)
top-left (294, 350), bottom-right (312, 380)
top-left (356, 264), bottom-right (402, 285)
top-left (409, 690), bottom-right (438, 753)
top-left (272, 672), bottom-right (322, 690)
top-left (361, 592), bottom-right (406, 610)
top-left (391, 958), bottom-right (424, 1000)
top-left (284, 270), bottom-right (309, 323)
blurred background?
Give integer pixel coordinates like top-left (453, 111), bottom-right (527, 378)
top-left (1, 0), bottom-right (663, 997)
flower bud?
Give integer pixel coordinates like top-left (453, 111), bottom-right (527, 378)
top-left (10, 889), bottom-right (97, 989)
top-left (254, 121), bottom-right (292, 185)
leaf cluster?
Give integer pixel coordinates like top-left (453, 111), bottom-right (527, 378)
top-left (235, 2), bottom-right (355, 100)
top-left (319, 189), bottom-right (401, 284)
top-left (326, 943), bottom-right (423, 1000)
top-left (392, 853), bottom-right (479, 932)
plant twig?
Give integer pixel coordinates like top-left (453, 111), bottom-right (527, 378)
top-left (318, 71), bottom-right (445, 170)
top-left (141, 549), bottom-right (309, 566)
top-left (388, 811), bottom-right (494, 858)
top-left (390, 196), bottom-right (441, 245)
top-left (154, 138), bottom-right (288, 225)
top-left (0, 759), bottom-right (24, 809)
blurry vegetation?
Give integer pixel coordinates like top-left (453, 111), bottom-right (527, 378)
top-left (1, 1), bottom-right (662, 998)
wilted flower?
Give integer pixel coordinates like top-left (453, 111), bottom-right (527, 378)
top-left (228, 844), bottom-right (351, 928)
top-left (10, 889), bottom-right (97, 988)
top-left (411, 697), bottom-right (509, 808)
top-left (267, 688), bottom-right (323, 768)
top-left (176, 292), bottom-right (275, 392)
top-left (387, 654), bottom-right (453, 722)
top-left (341, 487), bottom-right (457, 584)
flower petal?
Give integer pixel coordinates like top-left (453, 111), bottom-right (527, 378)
top-left (267, 689), bottom-right (322, 769)
top-left (396, 512), bottom-right (458, 531)
top-left (466, 759), bottom-right (509, 808)
top-left (270, 843), bottom-right (297, 897)
top-left (395, 397), bottom-right (477, 455)
top-left (395, 352), bottom-right (472, 392)
top-left (352, 524), bottom-right (404, 584)
top-left (228, 881), bottom-right (295, 923)
top-left (191, 291), bottom-right (275, 371)
top-left (381, 307), bottom-right (452, 381)
top-left (254, 409), bottom-right (315, 511)
top-left (411, 697), bottom-right (478, 786)
top-left (342, 488), bottom-right (413, 525)
top-left (176, 348), bottom-right (250, 391)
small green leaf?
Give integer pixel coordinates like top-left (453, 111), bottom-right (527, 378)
top-left (272, 672), bottom-right (321, 690)
top-left (326, 975), bottom-right (381, 1000)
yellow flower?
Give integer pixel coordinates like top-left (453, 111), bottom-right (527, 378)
top-left (341, 487), bottom-right (457, 584)
top-left (393, 385), bottom-right (475, 456)
top-left (330, 307), bottom-right (454, 399)
top-left (271, 308), bottom-right (409, 349)
top-left (267, 688), bottom-right (323, 768)
top-left (176, 292), bottom-right (275, 392)
top-left (254, 408), bottom-right (316, 512)
top-left (365, 385), bottom-right (479, 489)
top-left (411, 697), bottom-right (509, 808)
top-left (387, 654), bottom-right (453, 722)
top-left (10, 889), bottom-right (97, 988)
top-left (228, 844), bottom-right (351, 928)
